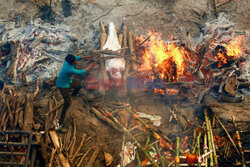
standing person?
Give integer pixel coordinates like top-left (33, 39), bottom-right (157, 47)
top-left (55, 54), bottom-right (94, 132)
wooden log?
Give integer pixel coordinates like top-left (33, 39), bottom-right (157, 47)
top-left (118, 33), bottom-right (123, 46)
top-left (128, 31), bottom-right (137, 71)
top-left (49, 131), bottom-right (60, 149)
top-left (23, 93), bottom-right (34, 132)
top-left (86, 147), bottom-right (100, 167)
top-left (14, 108), bottom-right (19, 128)
top-left (91, 107), bottom-right (122, 132)
top-left (99, 21), bottom-right (109, 94)
top-left (58, 152), bottom-right (71, 167)
top-left (18, 110), bottom-right (23, 129)
top-left (122, 24), bottom-right (130, 93)
top-left (6, 99), bottom-right (14, 128)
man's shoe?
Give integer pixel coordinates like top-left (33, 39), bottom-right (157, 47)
top-left (53, 118), bottom-right (60, 130)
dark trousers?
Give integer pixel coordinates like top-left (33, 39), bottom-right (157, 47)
top-left (58, 79), bottom-right (81, 125)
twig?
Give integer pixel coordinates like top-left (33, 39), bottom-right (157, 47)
top-left (71, 133), bottom-right (87, 162)
top-left (77, 148), bottom-right (92, 167)
top-left (136, 36), bottom-right (150, 47)
top-left (125, 5), bottom-right (147, 17)
top-left (92, 6), bottom-right (118, 22)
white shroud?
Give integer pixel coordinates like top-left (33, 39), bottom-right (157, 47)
top-left (103, 22), bottom-right (125, 79)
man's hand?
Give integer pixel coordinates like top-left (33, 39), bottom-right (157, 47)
top-left (85, 63), bottom-right (95, 71)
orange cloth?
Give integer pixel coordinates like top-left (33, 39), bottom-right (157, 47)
top-left (186, 154), bottom-right (198, 164)
top-left (153, 132), bottom-right (161, 140)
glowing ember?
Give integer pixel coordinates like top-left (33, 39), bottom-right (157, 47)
top-left (138, 32), bottom-right (188, 82)
top-left (154, 88), bottom-right (165, 95)
top-left (166, 88), bottom-right (179, 95)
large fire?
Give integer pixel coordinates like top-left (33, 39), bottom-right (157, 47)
top-left (138, 32), bottom-right (189, 82)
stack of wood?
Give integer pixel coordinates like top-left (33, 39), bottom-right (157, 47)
top-left (0, 77), bottom-right (39, 132)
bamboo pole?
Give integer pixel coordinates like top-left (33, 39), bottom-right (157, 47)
top-left (155, 143), bottom-right (165, 167)
top-left (136, 149), bottom-right (142, 167)
top-left (204, 110), bottom-right (213, 167)
top-left (175, 137), bottom-right (180, 167)
top-left (213, 113), bottom-right (240, 155)
top-left (232, 116), bottom-right (246, 167)
top-left (197, 135), bottom-right (201, 167)
top-left (204, 129), bottom-right (208, 167)
top-left (107, 112), bottom-right (159, 167)
top-left (208, 113), bottom-right (218, 167)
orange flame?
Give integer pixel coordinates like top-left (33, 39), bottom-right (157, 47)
top-left (138, 32), bottom-right (188, 82)
top-left (215, 35), bottom-right (244, 67)
top-left (226, 35), bottom-right (244, 57)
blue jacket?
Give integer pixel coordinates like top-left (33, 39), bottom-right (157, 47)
top-left (56, 56), bottom-right (86, 88)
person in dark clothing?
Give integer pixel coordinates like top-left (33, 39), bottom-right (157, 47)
top-left (56, 54), bottom-right (94, 132)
